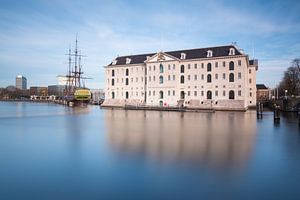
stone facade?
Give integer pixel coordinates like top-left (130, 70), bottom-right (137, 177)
top-left (103, 45), bottom-right (258, 111)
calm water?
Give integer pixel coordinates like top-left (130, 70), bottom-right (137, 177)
top-left (0, 102), bottom-right (300, 200)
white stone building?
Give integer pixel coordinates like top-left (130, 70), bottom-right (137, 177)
top-left (103, 45), bottom-right (258, 111)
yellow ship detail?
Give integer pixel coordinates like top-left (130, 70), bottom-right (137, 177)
top-left (74, 89), bottom-right (91, 101)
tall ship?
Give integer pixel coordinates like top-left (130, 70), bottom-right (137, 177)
top-left (59, 37), bottom-right (91, 107)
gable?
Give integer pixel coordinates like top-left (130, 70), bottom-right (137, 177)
top-left (145, 52), bottom-right (179, 63)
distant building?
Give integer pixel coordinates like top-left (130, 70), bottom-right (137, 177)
top-left (90, 89), bottom-right (105, 104)
top-left (103, 45), bottom-right (258, 110)
top-left (16, 75), bottom-right (27, 90)
top-left (48, 85), bottom-right (65, 97)
top-left (30, 87), bottom-right (48, 96)
top-left (256, 84), bottom-right (270, 101)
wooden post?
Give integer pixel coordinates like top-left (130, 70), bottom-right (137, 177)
top-left (274, 104), bottom-right (280, 122)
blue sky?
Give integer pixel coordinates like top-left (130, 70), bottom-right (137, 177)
top-left (0, 0), bottom-right (299, 89)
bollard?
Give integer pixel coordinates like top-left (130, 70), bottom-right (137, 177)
top-left (257, 102), bottom-right (263, 118)
top-left (274, 104), bottom-right (280, 122)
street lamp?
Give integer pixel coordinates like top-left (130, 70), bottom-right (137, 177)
top-left (285, 90), bottom-right (288, 99)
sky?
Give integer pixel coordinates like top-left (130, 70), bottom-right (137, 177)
top-left (0, 0), bottom-right (300, 89)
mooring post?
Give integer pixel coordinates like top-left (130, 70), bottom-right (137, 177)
top-left (274, 104), bottom-right (280, 122)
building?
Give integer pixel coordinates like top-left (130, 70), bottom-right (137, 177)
top-left (29, 87), bottom-right (48, 96)
top-left (103, 45), bottom-right (258, 111)
top-left (15, 75), bottom-right (27, 90)
top-left (90, 89), bottom-right (105, 104)
top-left (256, 84), bottom-right (270, 102)
top-left (48, 85), bottom-right (65, 98)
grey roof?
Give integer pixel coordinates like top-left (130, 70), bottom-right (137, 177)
top-left (108, 45), bottom-right (243, 66)
top-left (256, 84), bottom-right (268, 90)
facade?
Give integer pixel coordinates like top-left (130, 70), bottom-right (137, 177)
top-left (15, 75), bottom-right (27, 90)
top-left (29, 87), bottom-right (48, 96)
top-left (90, 89), bottom-right (105, 104)
top-left (48, 85), bottom-right (65, 97)
top-left (256, 84), bottom-right (270, 101)
top-left (103, 45), bottom-right (258, 110)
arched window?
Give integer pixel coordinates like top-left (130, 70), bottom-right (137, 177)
top-left (112, 92), bottom-right (115, 99)
top-left (180, 65), bottom-right (184, 73)
top-left (159, 64), bottom-right (164, 73)
top-left (229, 73), bottom-right (234, 82)
top-left (207, 91), bottom-right (212, 99)
top-left (112, 69), bottom-right (115, 77)
top-left (125, 78), bottom-right (129, 85)
top-left (112, 79), bottom-right (115, 86)
top-left (125, 92), bottom-right (129, 99)
top-left (207, 63), bottom-right (212, 72)
top-left (159, 75), bottom-right (163, 84)
top-left (126, 68), bottom-right (129, 76)
top-left (207, 74), bottom-right (211, 83)
top-left (229, 90), bottom-right (235, 99)
top-left (180, 91), bottom-right (185, 99)
top-left (180, 75), bottom-right (185, 84)
top-left (159, 91), bottom-right (163, 99)
top-left (229, 61), bottom-right (234, 70)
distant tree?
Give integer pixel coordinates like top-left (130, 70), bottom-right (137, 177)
top-left (278, 58), bottom-right (300, 96)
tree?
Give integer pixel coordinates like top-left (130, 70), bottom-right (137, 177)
top-left (278, 58), bottom-right (300, 96)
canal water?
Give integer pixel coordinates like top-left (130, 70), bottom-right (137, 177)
top-left (0, 102), bottom-right (300, 200)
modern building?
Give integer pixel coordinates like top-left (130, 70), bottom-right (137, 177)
top-left (103, 45), bottom-right (258, 111)
top-left (48, 85), bottom-right (65, 97)
top-left (256, 84), bottom-right (270, 101)
top-left (15, 75), bottom-right (27, 90)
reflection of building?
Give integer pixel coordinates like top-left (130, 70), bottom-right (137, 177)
top-left (105, 110), bottom-right (256, 169)
top-left (16, 75), bottom-right (27, 90)
top-left (256, 84), bottom-right (270, 101)
top-left (48, 85), bottom-right (65, 97)
top-left (29, 87), bottom-right (48, 96)
top-left (103, 45), bottom-right (258, 110)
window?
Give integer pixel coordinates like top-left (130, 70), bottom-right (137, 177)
top-left (188, 91), bottom-right (190, 96)
top-left (207, 74), bottom-right (212, 83)
top-left (112, 79), bottom-right (115, 86)
top-left (188, 64), bottom-right (191, 69)
top-left (215, 90), bottom-right (218, 96)
top-left (112, 92), bottom-right (115, 99)
top-left (188, 75), bottom-right (191, 81)
top-left (153, 65), bottom-right (156, 71)
top-left (207, 50), bottom-right (213, 57)
top-left (238, 90), bottom-right (241, 96)
top-left (112, 70), bottom-right (115, 77)
top-left (173, 75), bottom-right (175, 81)
top-left (126, 68), bottom-right (129, 76)
top-left (112, 60), bottom-right (117, 65)
top-left (149, 66), bottom-right (151, 71)
top-left (194, 75), bottom-right (197, 80)
top-left (136, 77), bottom-right (138, 82)
top-left (223, 73), bottom-right (226, 79)
top-left (207, 63), bottom-right (212, 72)
top-left (180, 75), bottom-right (185, 84)
top-left (131, 78), bottom-right (133, 83)
top-left (168, 90), bottom-right (170, 96)
top-left (180, 65), bottom-right (185, 73)
top-left (229, 48), bottom-right (235, 55)
top-left (229, 90), bottom-right (235, 99)
top-left (250, 92), bottom-right (252, 97)
top-left (215, 62), bottom-right (218, 68)
top-left (168, 64), bottom-right (171, 70)
top-left (201, 63), bottom-right (204, 68)
top-left (159, 76), bottom-right (163, 84)
top-left (223, 61), bottom-right (226, 67)
top-left (173, 90), bottom-right (175, 96)
top-left (207, 91), bottom-right (212, 99)
top-left (173, 64), bottom-right (175, 70)
top-left (215, 74), bottom-right (218, 80)
top-left (229, 73), bottom-right (234, 82)
top-left (149, 91), bottom-right (151, 96)
top-left (153, 76), bottom-right (155, 81)
top-left (194, 91), bottom-right (197, 96)
top-left (159, 64), bottom-right (164, 73)
top-left (238, 60), bottom-right (241, 66)
top-left (249, 69), bottom-right (252, 74)
top-left (159, 91), bottom-right (163, 99)
top-left (180, 53), bottom-right (186, 59)
top-left (125, 92), bottom-right (129, 99)
top-left (223, 91), bottom-right (226, 96)
top-left (201, 91), bottom-right (204, 96)
top-left (229, 61), bottom-right (234, 70)
top-left (168, 75), bottom-right (171, 81)
top-left (249, 78), bottom-right (252, 84)
top-left (238, 72), bottom-right (241, 79)
top-left (194, 63), bottom-right (197, 69)
top-left (153, 91), bottom-right (155, 96)
top-left (125, 78), bottom-right (129, 85)
top-left (201, 74), bottom-right (204, 80)
top-left (180, 91), bottom-right (185, 99)
top-left (149, 76), bottom-right (151, 82)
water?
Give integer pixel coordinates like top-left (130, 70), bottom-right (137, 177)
top-left (0, 102), bottom-right (300, 200)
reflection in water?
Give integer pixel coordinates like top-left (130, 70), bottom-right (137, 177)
top-left (105, 110), bottom-right (257, 170)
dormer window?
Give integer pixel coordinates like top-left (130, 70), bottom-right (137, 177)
top-left (229, 48), bottom-right (235, 56)
top-left (112, 60), bottom-right (117, 65)
top-left (180, 53), bottom-right (186, 59)
top-left (207, 50), bottom-right (213, 57)
top-left (146, 56), bottom-right (150, 60)
top-left (126, 58), bottom-right (131, 64)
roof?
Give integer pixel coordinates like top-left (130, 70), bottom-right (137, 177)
top-left (256, 84), bottom-right (268, 90)
top-left (108, 45), bottom-right (243, 66)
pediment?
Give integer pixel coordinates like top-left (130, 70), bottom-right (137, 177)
top-left (145, 52), bottom-right (178, 63)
